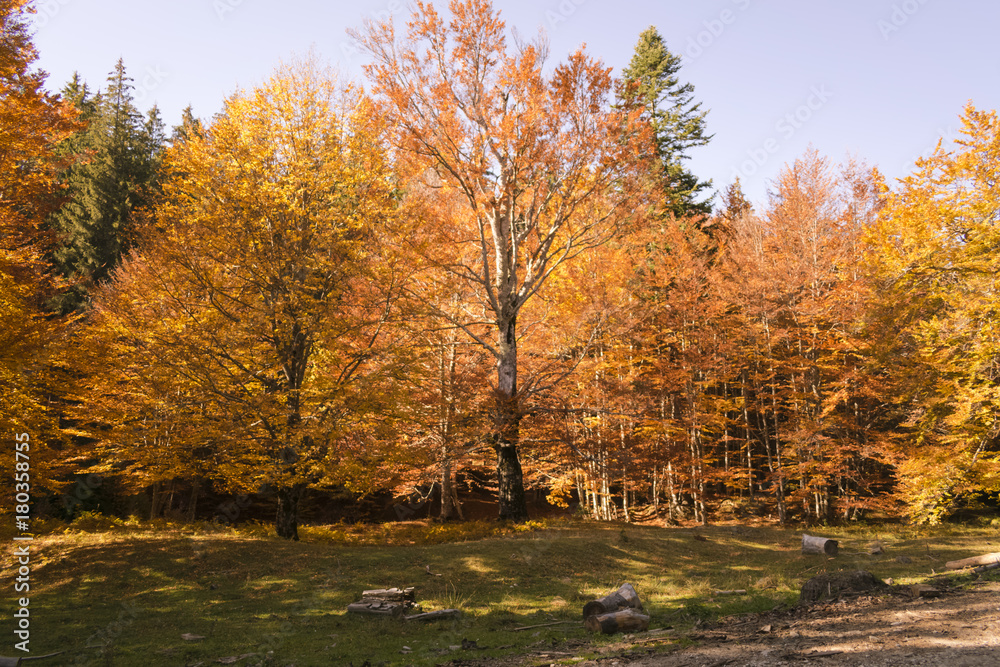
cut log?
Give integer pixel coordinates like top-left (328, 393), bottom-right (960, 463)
top-left (974, 561), bottom-right (1000, 574)
top-left (404, 609), bottom-right (460, 622)
top-left (582, 583), bottom-right (643, 618)
top-left (802, 534), bottom-right (839, 556)
top-left (347, 600), bottom-right (408, 617)
top-left (713, 589), bottom-right (748, 596)
top-left (910, 584), bottom-right (941, 598)
top-left (945, 553), bottom-right (1000, 570)
top-left (584, 608), bottom-right (651, 634)
top-left (361, 587), bottom-right (415, 602)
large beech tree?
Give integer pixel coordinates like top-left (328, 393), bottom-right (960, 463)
top-left (353, 0), bottom-right (651, 521)
top-left (88, 61), bottom-right (410, 539)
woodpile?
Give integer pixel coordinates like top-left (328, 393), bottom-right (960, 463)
top-left (347, 587), bottom-right (417, 617)
top-left (583, 583), bottom-right (650, 634)
top-left (346, 587), bottom-right (460, 621)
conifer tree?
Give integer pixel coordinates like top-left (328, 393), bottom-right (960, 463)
top-left (622, 26), bottom-right (713, 218)
top-left (48, 59), bottom-right (165, 312)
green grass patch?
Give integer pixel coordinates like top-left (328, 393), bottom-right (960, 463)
top-left (2, 518), bottom-right (998, 666)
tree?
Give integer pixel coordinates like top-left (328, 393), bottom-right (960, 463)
top-left (621, 26), bottom-right (713, 218)
top-left (87, 60), bottom-right (412, 539)
top-left (720, 149), bottom-right (887, 522)
top-left (48, 59), bottom-right (165, 312)
top-left (0, 0), bottom-right (79, 490)
top-left (865, 103), bottom-right (1000, 523)
top-left (353, 0), bottom-right (652, 521)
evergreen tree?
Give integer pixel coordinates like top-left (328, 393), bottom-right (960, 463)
top-left (720, 177), bottom-right (753, 221)
top-left (48, 59), bottom-right (165, 312)
top-left (622, 26), bottom-right (713, 218)
top-left (170, 105), bottom-right (203, 145)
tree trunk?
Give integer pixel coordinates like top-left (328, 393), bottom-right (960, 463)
top-left (495, 312), bottom-right (529, 522)
top-left (440, 457), bottom-right (459, 521)
top-left (149, 481), bottom-right (162, 519)
top-left (496, 441), bottom-right (528, 522)
top-left (276, 483), bottom-right (306, 540)
top-left (188, 477), bottom-right (200, 521)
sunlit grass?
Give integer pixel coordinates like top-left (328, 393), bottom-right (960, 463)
top-left (0, 515), bottom-right (997, 665)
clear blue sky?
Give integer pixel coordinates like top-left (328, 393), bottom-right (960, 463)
top-left (29, 0), bottom-right (1000, 208)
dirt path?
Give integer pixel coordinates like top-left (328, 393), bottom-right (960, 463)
top-left (590, 581), bottom-right (1000, 667)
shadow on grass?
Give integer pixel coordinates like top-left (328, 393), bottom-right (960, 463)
top-left (5, 520), bottom-right (996, 666)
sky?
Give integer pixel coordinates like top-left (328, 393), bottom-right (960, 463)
top-left (28, 0), bottom-right (1000, 209)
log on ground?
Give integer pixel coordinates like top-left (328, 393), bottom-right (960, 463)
top-left (347, 600), bottom-right (409, 617)
top-left (582, 583), bottom-right (644, 618)
top-left (361, 587), bottom-right (416, 602)
top-left (404, 609), bottom-right (460, 622)
top-left (584, 608), bottom-right (651, 634)
top-left (802, 533), bottom-right (839, 556)
top-left (945, 553), bottom-right (1000, 570)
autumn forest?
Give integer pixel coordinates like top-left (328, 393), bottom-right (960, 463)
top-left (4, 0), bottom-right (1000, 540)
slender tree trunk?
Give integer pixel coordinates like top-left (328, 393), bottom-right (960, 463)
top-left (149, 481), bottom-right (162, 520)
top-left (276, 483), bottom-right (306, 540)
top-left (188, 477), bottom-right (200, 521)
top-left (494, 312), bottom-right (529, 522)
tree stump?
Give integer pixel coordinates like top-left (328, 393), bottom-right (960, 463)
top-left (584, 608), bottom-right (650, 634)
top-left (582, 583), bottom-right (643, 618)
top-left (802, 533), bottom-right (839, 556)
top-left (799, 570), bottom-right (887, 604)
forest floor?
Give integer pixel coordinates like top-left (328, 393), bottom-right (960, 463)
top-left (2, 517), bottom-right (998, 666)
top-left (446, 581), bottom-right (1000, 667)
top-left (578, 581), bottom-right (1000, 666)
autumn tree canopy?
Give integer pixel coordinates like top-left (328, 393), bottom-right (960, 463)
top-left (5, 0), bottom-right (1000, 531)
top-left (0, 0), bottom-right (79, 491)
top-left (865, 104), bottom-right (1000, 523)
top-left (352, 0), bottom-right (653, 521)
top-left (86, 60), bottom-right (413, 539)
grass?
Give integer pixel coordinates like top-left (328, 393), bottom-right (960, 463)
top-left (2, 516), bottom-right (998, 666)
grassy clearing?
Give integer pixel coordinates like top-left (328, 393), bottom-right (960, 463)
top-left (2, 517), bottom-right (998, 666)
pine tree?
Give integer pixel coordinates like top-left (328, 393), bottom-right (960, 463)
top-left (170, 105), bottom-right (203, 145)
top-left (622, 26), bottom-right (713, 218)
top-left (48, 59), bottom-right (165, 312)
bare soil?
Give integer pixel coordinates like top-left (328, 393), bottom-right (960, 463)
top-left (580, 581), bottom-right (1000, 667)
top-left (445, 580), bottom-right (1000, 667)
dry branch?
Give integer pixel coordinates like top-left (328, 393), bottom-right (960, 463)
top-left (404, 609), bottom-right (460, 621)
top-left (512, 620), bottom-right (579, 631)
